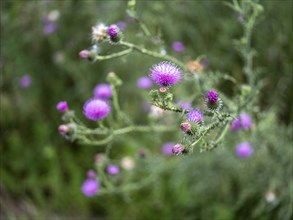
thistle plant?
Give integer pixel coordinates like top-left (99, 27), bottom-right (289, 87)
top-left (57, 0), bottom-right (264, 196)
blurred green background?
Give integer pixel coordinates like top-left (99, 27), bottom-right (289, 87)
top-left (1, 0), bottom-right (292, 219)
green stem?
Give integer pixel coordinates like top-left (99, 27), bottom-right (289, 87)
top-left (111, 85), bottom-right (123, 123)
top-left (213, 121), bottom-right (230, 145)
top-left (119, 41), bottom-right (187, 71)
top-left (95, 48), bottom-right (132, 61)
top-left (79, 125), bottom-right (175, 146)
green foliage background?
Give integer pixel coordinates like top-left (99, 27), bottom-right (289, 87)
top-left (0, 0), bottom-right (292, 219)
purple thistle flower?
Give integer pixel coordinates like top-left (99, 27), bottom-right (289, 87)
top-left (172, 41), bottom-right (185, 52)
top-left (56, 101), bottom-right (69, 113)
top-left (240, 112), bottom-right (252, 130)
top-left (161, 142), bottom-right (174, 156)
top-left (116, 21), bottom-right (127, 31)
top-left (172, 144), bottom-right (185, 155)
top-left (83, 98), bottom-right (111, 121)
top-left (93, 83), bottom-right (112, 99)
top-left (186, 109), bottom-right (203, 123)
top-left (107, 24), bottom-right (119, 38)
top-left (20, 74), bottom-right (31, 88)
top-left (207, 90), bottom-right (219, 103)
top-left (81, 179), bottom-right (99, 197)
top-left (230, 118), bottom-right (242, 132)
top-left (137, 76), bottom-right (153, 89)
top-left (236, 142), bottom-right (254, 158)
top-left (150, 61), bottom-right (182, 87)
top-left (107, 164), bottom-right (120, 175)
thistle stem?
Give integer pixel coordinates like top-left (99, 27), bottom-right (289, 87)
top-left (119, 41), bottom-right (187, 71)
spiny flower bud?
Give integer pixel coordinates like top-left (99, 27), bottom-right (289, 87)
top-left (159, 87), bottom-right (167, 93)
top-left (106, 72), bottom-right (122, 87)
top-left (205, 90), bottom-right (222, 111)
top-left (107, 24), bottom-right (123, 44)
top-left (58, 123), bottom-right (76, 140)
top-left (79, 50), bottom-right (90, 59)
top-left (95, 153), bottom-right (106, 165)
top-left (58, 124), bottom-right (69, 136)
top-left (180, 122), bottom-right (192, 135)
top-left (56, 101), bottom-right (69, 113)
top-left (172, 144), bottom-right (185, 155)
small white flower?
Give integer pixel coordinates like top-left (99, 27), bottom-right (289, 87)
top-left (92, 23), bottom-right (108, 43)
top-left (121, 156), bottom-right (135, 170)
top-left (48, 10), bottom-right (60, 22)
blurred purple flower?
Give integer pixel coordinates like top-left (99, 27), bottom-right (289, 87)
top-left (20, 74), bottom-right (31, 88)
top-left (43, 22), bottom-right (57, 35)
top-left (230, 112), bottom-right (252, 132)
top-left (87, 169), bottom-right (96, 179)
top-left (177, 100), bottom-right (192, 110)
top-left (56, 101), bottom-right (69, 113)
top-left (81, 179), bottom-right (99, 197)
top-left (230, 118), bottom-right (242, 132)
top-left (235, 142), bottom-right (254, 158)
top-left (116, 21), bottom-right (127, 31)
top-left (172, 41), bottom-right (185, 52)
top-left (93, 83), bottom-right (112, 99)
top-left (240, 112), bottom-right (252, 130)
top-left (161, 142), bottom-right (174, 156)
top-left (137, 76), bottom-right (153, 89)
top-left (107, 164), bottom-right (120, 175)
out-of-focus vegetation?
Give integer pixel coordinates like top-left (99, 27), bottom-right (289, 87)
top-left (0, 0), bottom-right (292, 219)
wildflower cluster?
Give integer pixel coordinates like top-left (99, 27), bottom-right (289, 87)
top-left (56, 0), bottom-right (263, 197)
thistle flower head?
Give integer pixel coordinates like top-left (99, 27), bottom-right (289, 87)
top-left (186, 109), bottom-right (203, 123)
top-left (150, 61), bottom-right (182, 86)
top-left (107, 24), bottom-right (119, 38)
top-left (93, 83), bottom-right (112, 99)
top-left (107, 24), bottom-right (122, 44)
top-left (235, 142), bottom-right (254, 158)
top-left (205, 90), bottom-right (222, 111)
top-left (81, 179), bottom-right (99, 197)
top-left (83, 98), bottom-right (111, 121)
top-left (207, 90), bottom-right (219, 103)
